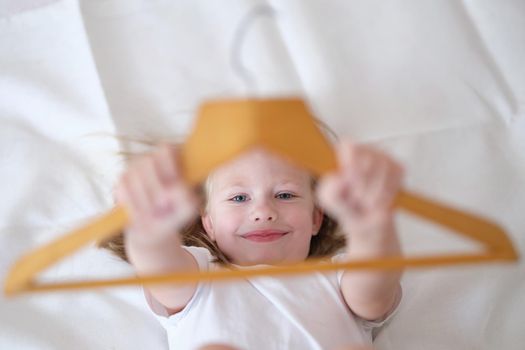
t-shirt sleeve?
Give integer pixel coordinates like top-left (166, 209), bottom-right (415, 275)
top-left (143, 246), bottom-right (213, 320)
top-left (182, 245), bottom-right (213, 271)
top-left (331, 252), bottom-right (402, 331)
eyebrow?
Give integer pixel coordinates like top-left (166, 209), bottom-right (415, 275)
top-left (215, 178), bottom-right (306, 193)
top-left (217, 178), bottom-right (247, 187)
top-left (275, 179), bottom-right (304, 188)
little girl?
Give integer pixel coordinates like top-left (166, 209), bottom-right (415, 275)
top-left (106, 139), bottom-right (404, 350)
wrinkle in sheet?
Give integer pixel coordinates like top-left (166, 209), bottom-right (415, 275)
top-left (457, 0), bottom-right (519, 120)
top-left (0, 0), bottom-right (58, 18)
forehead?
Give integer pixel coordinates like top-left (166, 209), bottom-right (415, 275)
top-left (208, 148), bottom-right (311, 188)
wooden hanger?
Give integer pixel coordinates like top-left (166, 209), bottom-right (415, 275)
top-left (4, 98), bottom-right (518, 296)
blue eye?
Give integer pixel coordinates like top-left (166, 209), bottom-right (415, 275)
top-left (276, 192), bottom-right (296, 200)
top-left (230, 194), bottom-right (248, 202)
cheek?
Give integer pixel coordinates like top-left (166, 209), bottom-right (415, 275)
top-left (282, 204), bottom-right (316, 229)
top-left (212, 207), bottom-right (244, 236)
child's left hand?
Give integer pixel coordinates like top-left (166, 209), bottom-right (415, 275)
top-left (316, 140), bottom-right (404, 233)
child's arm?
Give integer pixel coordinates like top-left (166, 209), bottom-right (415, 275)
top-left (115, 144), bottom-right (200, 314)
top-left (317, 141), bottom-right (404, 321)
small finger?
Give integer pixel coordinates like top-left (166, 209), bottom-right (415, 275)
top-left (337, 139), bottom-right (356, 172)
top-left (155, 144), bottom-right (180, 186)
top-left (376, 162), bottom-right (404, 208)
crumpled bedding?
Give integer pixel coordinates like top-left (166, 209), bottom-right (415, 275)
top-left (1, 0), bottom-right (524, 349)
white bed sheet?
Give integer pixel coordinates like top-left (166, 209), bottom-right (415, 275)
top-left (1, 0), bottom-right (524, 349)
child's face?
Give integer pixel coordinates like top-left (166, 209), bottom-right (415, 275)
top-left (202, 149), bottom-right (323, 266)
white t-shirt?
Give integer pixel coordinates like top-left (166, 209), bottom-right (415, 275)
top-left (147, 246), bottom-right (400, 350)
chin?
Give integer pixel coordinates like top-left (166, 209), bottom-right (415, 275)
top-left (228, 245), bottom-right (309, 266)
top-left (232, 253), bottom-right (282, 266)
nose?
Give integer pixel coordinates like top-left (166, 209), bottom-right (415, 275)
top-left (249, 199), bottom-right (278, 222)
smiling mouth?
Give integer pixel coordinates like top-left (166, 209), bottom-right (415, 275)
top-left (242, 230), bottom-right (288, 243)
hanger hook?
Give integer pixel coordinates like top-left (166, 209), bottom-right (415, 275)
top-left (230, 4), bottom-right (277, 96)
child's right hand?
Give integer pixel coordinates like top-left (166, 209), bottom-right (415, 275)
top-left (114, 144), bottom-right (198, 242)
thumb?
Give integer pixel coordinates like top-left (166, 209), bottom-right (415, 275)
top-left (316, 173), bottom-right (353, 227)
top-left (166, 183), bottom-right (200, 231)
